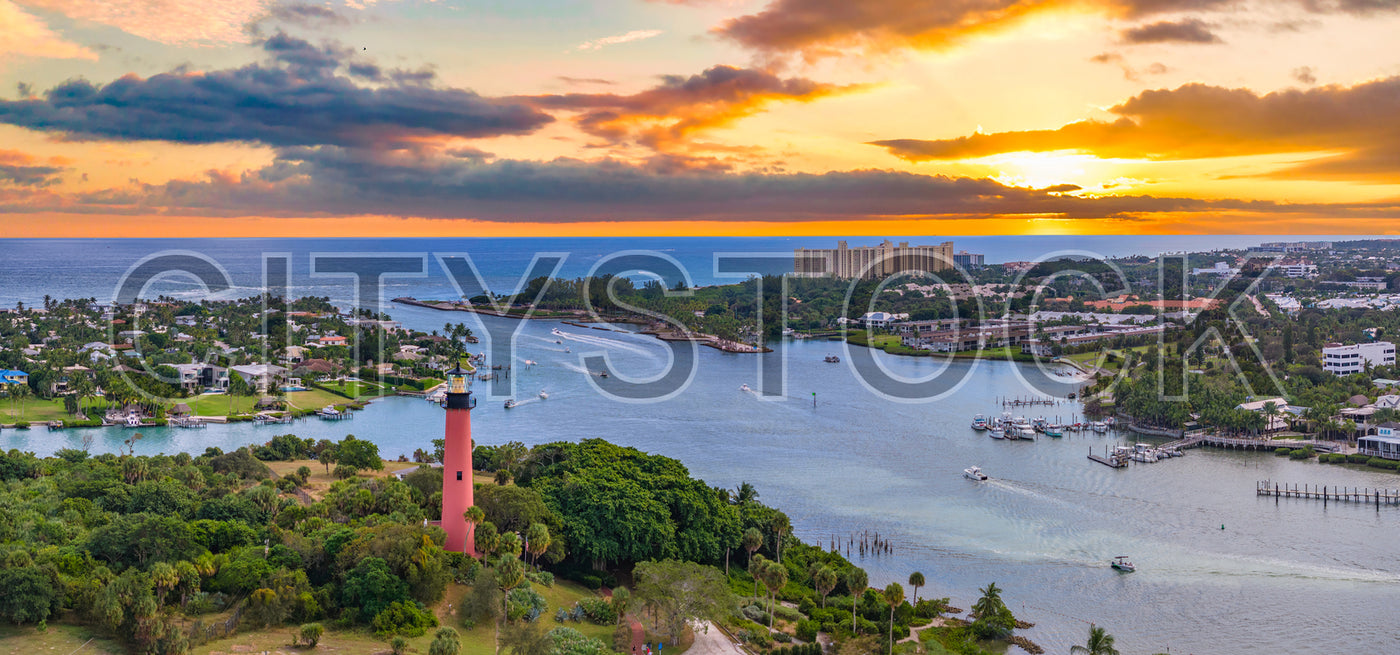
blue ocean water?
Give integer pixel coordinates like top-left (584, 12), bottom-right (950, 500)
top-left (0, 235), bottom-right (1355, 307)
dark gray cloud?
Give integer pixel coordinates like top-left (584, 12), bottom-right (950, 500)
top-left (0, 163), bottom-right (64, 187)
top-left (0, 33), bottom-right (553, 149)
top-left (23, 145), bottom-right (1396, 223)
top-left (267, 2), bottom-right (351, 27)
top-left (1293, 66), bottom-right (1317, 84)
top-left (1121, 18), bottom-right (1223, 44)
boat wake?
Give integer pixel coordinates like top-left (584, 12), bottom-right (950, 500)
top-left (554, 329), bottom-right (659, 359)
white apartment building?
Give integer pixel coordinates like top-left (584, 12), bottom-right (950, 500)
top-left (1322, 341), bottom-right (1396, 376)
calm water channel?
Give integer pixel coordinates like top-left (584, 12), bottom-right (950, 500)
top-left (9, 306), bottom-right (1399, 655)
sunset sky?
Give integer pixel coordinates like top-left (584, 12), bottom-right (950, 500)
top-left (2, 0), bottom-right (1399, 236)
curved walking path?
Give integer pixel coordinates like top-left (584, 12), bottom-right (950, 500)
top-left (898, 618), bottom-right (946, 644)
top-left (686, 621), bottom-right (748, 655)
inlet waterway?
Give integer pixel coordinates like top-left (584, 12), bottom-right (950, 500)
top-left (11, 306), bottom-right (1400, 655)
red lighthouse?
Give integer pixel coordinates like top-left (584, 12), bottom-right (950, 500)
top-left (441, 364), bottom-right (477, 555)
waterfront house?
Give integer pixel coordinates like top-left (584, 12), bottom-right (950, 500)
top-left (171, 363), bottom-right (229, 391)
top-left (0, 369), bottom-right (29, 386)
top-left (858, 311), bottom-right (909, 330)
top-left (283, 345), bottom-right (307, 363)
top-left (1369, 395), bottom-right (1400, 411)
top-left (1358, 424), bottom-right (1400, 460)
top-left (229, 364), bottom-right (288, 392)
top-left (1235, 397), bottom-right (1304, 433)
top-left (316, 335), bottom-right (348, 347)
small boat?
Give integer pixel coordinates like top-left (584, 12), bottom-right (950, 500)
top-left (824, 354), bottom-right (841, 363)
top-left (524, 359), bottom-right (538, 366)
top-left (1111, 556), bottom-right (1136, 573)
top-left (963, 466), bottom-right (988, 481)
top-left (564, 346), bottom-right (570, 353)
top-left (1044, 427), bottom-right (1063, 438)
top-left (504, 399), bottom-right (517, 409)
top-left (554, 339), bottom-right (563, 344)
top-left (552, 328), bottom-right (564, 336)
top-left (598, 371), bottom-right (608, 378)
top-left (1091, 421), bottom-right (1108, 433)
top-left (988, 427), bottom-right (1005, 439)
top-left (1018, 427), bottom-right (1037, 441)
top-left (971, 414), bottom-right (988, 431)
top-left (740, 384), bottom-right (751, 392)
top-left (538, 391), bottom-right (549, 400)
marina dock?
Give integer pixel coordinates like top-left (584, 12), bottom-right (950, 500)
top-left (1257, 480), bottom-right (1400, 506)
top-left (1160, 434), bottom-right (1341, 453)
top-left (1088, 446), bottom-right (1129, 468)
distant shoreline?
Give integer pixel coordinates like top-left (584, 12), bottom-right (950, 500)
top-left (393, 297), bottom-right (772, 354)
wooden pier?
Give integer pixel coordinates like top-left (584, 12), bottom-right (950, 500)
top-left (1159, 434), bottom-right (1340, 453)
top-left (1088, 446), bottom-right (1129, 468)
top-left (998, 396), bottom-right (1062, 407)
top-left (1257, 480), bottom-right (1400, 506)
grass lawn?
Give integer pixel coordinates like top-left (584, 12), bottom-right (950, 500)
top-left (0, 396), bottom-right (70, 423)
top-left (0, 622), bottom-right (126, 655)
top-left (286, 388), bottom-right (359, 411)
top-left (183, 393), bottom-right (261, 416)
top-left (200, 623), bottom-right (422, 654)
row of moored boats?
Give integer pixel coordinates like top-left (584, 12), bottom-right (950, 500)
top-left (1116, 442), bottom-right (1184, 463)
top-left (970, 412), bottom-right (1115, 440)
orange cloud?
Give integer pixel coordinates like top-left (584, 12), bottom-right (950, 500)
top-left (709, 0), bottom-right (1397, 61)
top-left (871, 76), bottom-right (1400, 182)
top-left (517, 65), bottom-right (864, 167)
top-left (0, 0), bottom-right (97, 60)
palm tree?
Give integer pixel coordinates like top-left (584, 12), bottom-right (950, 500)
top-left (971, 582), bottom-right (1003, 619)
top-left (907, 571), bottom-right (925, 605)
top-left (813, 566), bottom-right (838, 607)
top-left (1262, 401), bottom-right (1281, 434)
top-left (846, 568), bottom-right (868, 634)
top-left (1071, 625), bottom-right (1120, 655)
top-left (494, 556), bottom-right (525, 655)
top-left (525, 523), bottom-right (550, 568)
top-left (770, 514), bottom-right (791, 563)
top-left (743, 527), bottom-right (763, 567)
top-left (748, 554), bottom-right (767, 598)
top-left (735, 482), bottom-right (759, 504)
top-left (760, 560), bottom-right (788, 630)
top-left (882, 583), bottom-right (904, 655)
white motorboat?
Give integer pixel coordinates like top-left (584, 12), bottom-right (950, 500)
top-left (971, 414), bottom-right (989, 431)
top-left (504, 399), bottom-right (517, 409)
top-left (963, 466), bottom-right (989, 481)
top-left (988, 427), bottom-right (1006, 439)
top-left (1018, 427), bottom-right (1038, 441)
top-left (1091, 420), bottom-right (1108, 433)
top-left (740, 384), bottom-right (752, 392)
top-left (552, 328), bottom-right (564, 336)
top-left (538, 390), bottom-right (549, 400)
